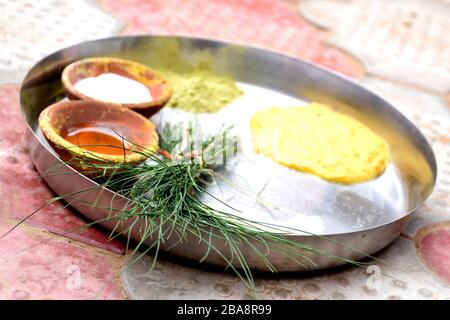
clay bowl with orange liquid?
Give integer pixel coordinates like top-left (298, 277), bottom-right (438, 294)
top-left (61, 57), bottom-right (172, 117)
top-left (38, 100), bottom-right (159, 172)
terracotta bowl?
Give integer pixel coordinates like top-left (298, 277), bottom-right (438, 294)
top-left (39, 100), bottom-right (159, 171)
top-left (61, 57), bottom-right (172, 117)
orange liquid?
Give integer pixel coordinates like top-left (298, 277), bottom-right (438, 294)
top-left (62, 125), bottom-right (131, 156)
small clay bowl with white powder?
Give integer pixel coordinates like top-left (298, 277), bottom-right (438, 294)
top-left (61, 57), bottom-right (172, 117)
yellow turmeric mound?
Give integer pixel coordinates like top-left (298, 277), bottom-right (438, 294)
top-left (250, 103), bottom-right (390, 184)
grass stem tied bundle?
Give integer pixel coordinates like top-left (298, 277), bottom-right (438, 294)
top-left (44, 123), bottom-right (377, 291)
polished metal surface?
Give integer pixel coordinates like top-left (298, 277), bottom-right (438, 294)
top-left (20, 36), bottom-right (437, 271)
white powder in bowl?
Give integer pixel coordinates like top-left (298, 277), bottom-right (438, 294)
top-left (74, 72), bottom-right (153, 104)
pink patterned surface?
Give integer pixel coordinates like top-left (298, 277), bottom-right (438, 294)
top-left (416, 224), bottom-right (450, 285)
top-left (447, 92), bottom-right (450, 108)
top-left (99, 0), bottom-right (364, 79)
top-left (0, 220), bottom-right (125, 299)
top-left (0, 85), bottom-right (125, 254)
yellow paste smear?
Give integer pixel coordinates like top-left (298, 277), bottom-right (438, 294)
top-left (250, 103), bottom-right (390, 184)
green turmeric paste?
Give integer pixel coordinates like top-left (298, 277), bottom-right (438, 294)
top-left (163, 70), bottom-right (243, 113)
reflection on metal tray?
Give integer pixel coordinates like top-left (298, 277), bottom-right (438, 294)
top-left (20, 36), bottom-right (436, 271)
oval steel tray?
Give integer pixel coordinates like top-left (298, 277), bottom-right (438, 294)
top-left (20, 36), bottom-right (437, 272)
